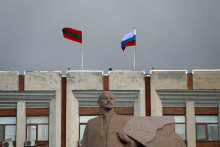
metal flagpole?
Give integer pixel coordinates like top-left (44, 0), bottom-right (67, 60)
top-left (81, 28), bottom-right (83, 70)
top-left (134, 27), bottom-right (136, 71)
top-left (134, 45), bottom-right (136, 71)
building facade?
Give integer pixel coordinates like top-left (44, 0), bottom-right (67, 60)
top-left (0, 70), bottom-right (220, 147)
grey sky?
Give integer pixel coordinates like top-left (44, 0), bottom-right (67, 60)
top-left (0, 0), bottom-right (220, 75)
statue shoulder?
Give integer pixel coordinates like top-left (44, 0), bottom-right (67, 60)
top-left (113, 114), bottom-right (133, 124)
top-left (115, 114), bottom-right (133, 119)
top-left (87, 116), bottom-right (100, 125)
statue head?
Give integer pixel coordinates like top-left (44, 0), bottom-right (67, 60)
top-left (98, 91), bottom-right (115, 110)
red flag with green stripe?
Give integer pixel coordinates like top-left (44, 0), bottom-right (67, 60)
top-left (62, 27), bottom-right (82, 43)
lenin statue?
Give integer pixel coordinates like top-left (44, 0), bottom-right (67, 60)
top-left (82, 91), bottom-right (186, 147)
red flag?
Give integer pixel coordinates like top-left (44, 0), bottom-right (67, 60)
top-left (62, 27), bottom-right (82, 43)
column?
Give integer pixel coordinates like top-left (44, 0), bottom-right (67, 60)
top-left (186, 101), bottom-right (196, 147)
top-left (218, 101), bottom-right (220, 141)
top-left (16, 101), bottom-right (26, 147)
top-left (49, 98), bottom-right (56, 147)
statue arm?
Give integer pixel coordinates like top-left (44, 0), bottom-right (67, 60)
top-left (117, 131), bottom-right (131, 143)
top-left (118, 131), bottom-right (145, 147)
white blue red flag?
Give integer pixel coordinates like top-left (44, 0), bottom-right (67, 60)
top-left (121, 29), bottom-right (136, 51)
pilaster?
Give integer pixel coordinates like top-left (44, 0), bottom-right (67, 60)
top-left (186, 101), bottom-right (196, 147)
top-left (16, 101), bottom-right (26, 147)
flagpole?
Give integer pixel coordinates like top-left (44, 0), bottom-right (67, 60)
top-left (134, 45), bottom-right (136, 71)
top-left (81, 28), bottom-right (83, 70)
top-left (134, 27), bottom-right (136, 71)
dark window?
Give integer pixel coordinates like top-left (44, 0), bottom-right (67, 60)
top-left (79, 115), bottom-right (97, 145)
top-left (0, 117), bottom-right (16, 142)
top-left (172, 115), bottom-right (186, 140)
top-left (164, 115), bottom-right (186, 140)
top-left (26, 116), bottom-right (48, 141)
top-left (196, 115), bottom-right (218, 141)
top-left (0, 125), bottom-right (4, 141)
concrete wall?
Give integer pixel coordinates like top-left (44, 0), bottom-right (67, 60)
top-left (186, 101), bottom-right (196, 147)
top-left (66, 71), bottom-right (103, 147)
top-left (150, 70), bottom-right (187, 116)
top-left (193, 70), bottom-right (220, 89)
top-left (16, 101), bottom-right (26, 147)
top-left (25, 71), bottom-right (61, 147)
top-left (0, 72), bottom-right (18, 90)
top-left (109, 71), bottom-right (145, 116)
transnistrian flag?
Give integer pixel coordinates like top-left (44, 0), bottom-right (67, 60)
top-left (62, 27), bottom-right (82, 43)
top-left (121, 29), bottom-right (136, 51)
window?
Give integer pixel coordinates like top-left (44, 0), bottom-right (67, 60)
top-left (79, 116), bottom-right (97, 145)
top-left (26, 116), bottom-right (48, 141)
top-left (164, 115), bottom-right (186, 140)
top-left (0, 117), bottom-right (16, 142)
top-left (196, 115), bottom-right (218, 141)
top-left (173, 115), bottom-right (186, 140)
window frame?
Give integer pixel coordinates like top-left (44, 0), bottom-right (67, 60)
top-left (79, 115), bottom-right (98, 145)
top-left (79, 122), bottom-right (87, 143)
top-left (0, 124), bottom-right (17, 142)
top-left (164, 115), bottom-right (186, 140)
top-left (196, 115), bottom-right (218, 141)
top-left (0, 117), bottom-right (16, 142)
top-left (174, 122), bottom-right (186, 140)
top-left (26, 116), bottom-right (49, 141)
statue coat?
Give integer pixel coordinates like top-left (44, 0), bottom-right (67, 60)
top-left (82, 113), bottom-right (140, 147)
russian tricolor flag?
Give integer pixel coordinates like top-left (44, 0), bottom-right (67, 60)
top-left (121, 29), bottom-right (136, 51)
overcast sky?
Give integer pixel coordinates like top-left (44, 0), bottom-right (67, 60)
top-left (0, 0), bottom-right (220, 75)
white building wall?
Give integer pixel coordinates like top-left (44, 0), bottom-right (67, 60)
top-left (2, 69), bottom-right (220, 147)
top-left (150, 70), bottom-right (187, 116)
top-left (0, 72), bottom-right (19, 91)
top-left (25, 71), bottom-right (61, 147)
top-left (193, 70), bottom-right (220, 89)
top-left (66, 71), bottom-right (103, 147)
top-left (109, 71), bottom-right (145, 116)
top-left (186, 101), bottom-right (196, 147)
top-left (16, 101), bottom-right (26, 147)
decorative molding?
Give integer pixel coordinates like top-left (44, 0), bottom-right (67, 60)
top-left (157, 90), bottom-right (220, 107)
top-left (108, 70), bottom-right (145, 75)
top-left (72, 90), bottom-right (139, 107)
top-left (150, 70), bottom-right (187, 74)
top-left (0, 91), bottom-right (55, 108)
top-left (192, 69), bottom-right (220, 74)
top-left (66, 70), bottom-right (103, 74)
